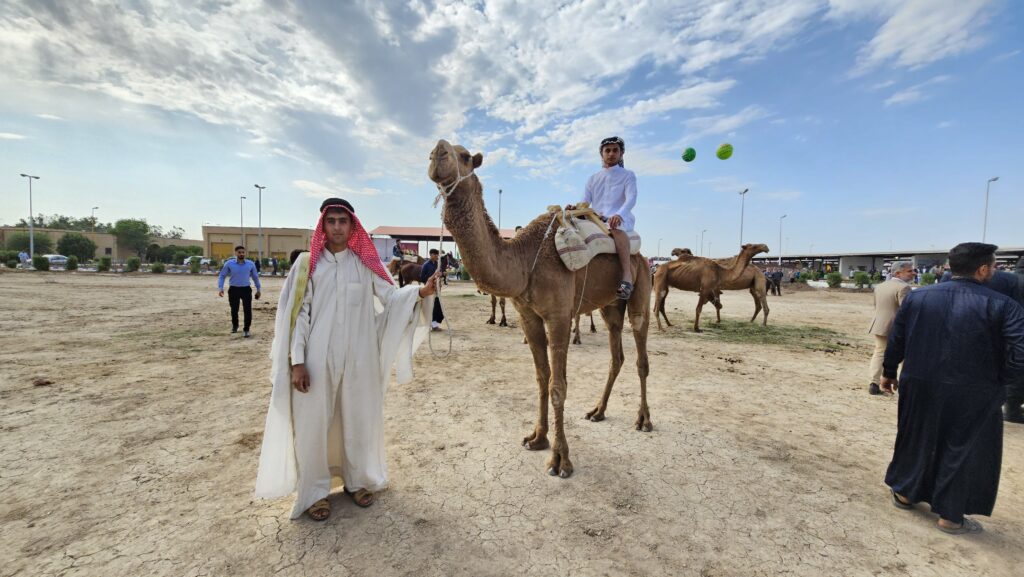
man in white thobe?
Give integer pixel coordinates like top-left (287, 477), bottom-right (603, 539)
top-left (255, 198), bottom-right (440, 520)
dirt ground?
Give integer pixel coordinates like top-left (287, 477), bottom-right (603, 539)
top-left (1, 271), bottom-right (1022, 577)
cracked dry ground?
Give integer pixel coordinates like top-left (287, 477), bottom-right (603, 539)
top-left (1, 271), bottom-right (1022, 577)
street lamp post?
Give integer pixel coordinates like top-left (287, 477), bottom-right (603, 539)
top-left (91, 206), bottom-right (99, 233)
top-left (254, 184), bottom-right (266, 261)
top-left (738, 188), bottom-right (749, 246)
top-left (777, 214), bottom-right (787, 265)
top-left (700, 229), bottom-right (707, 256)
top-left (19, 174), bottom-right (40, 258)
top-left (498, 188), bottom-right (502, 230)
top-left (982, 176), bottom-right (999, 242)
top-left (240, 196), bottom-right (247, 247)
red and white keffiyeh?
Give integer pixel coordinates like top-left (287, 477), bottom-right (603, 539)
top-left (309, 203), bottom-right (394, 285)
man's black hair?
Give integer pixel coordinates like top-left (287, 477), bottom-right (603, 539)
top-left (235, 245), bottom-right (245, 251)
top-left (948, 242), bottom-right (998, 276)
top-left (320, 197), bottom-right (354, 214)
top-left (289, 249), bottom-right (306, 264)
top-left (429, 248), bottom-right (440, 255)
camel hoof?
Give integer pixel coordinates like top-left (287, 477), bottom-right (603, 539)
top-left (522, 436), bottom-right (549, 451)
top-left (499, 320), bottom-right (507, 327)
top-left (547, 467), bottom-right (558, 477)
top-left (590, 327), bottom-right (597, 333)
top-left (584, 408), bottom-right (605, 422)
top-left (486, 319), bottom-right (495, 325)
top-left (572, 338), bottom-right (581, 345)
top-left (559, 469), bottom-right (572, 479)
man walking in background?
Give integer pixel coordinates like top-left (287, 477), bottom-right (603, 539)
top-left (867, 260), bottom-right (914, 395)
top-left (420, 249), bottom-right (444, 331)
top-left (217, 245), bottom-right (261, 338)
top-left (882, 243), bottom-right (1024, 534)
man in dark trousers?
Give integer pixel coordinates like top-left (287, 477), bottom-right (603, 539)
top-left (217, 245), bottom-right (262, 338)
top-left (420, 248), bottom-right (444, 331)
top-left (882, 242), bottom-right (1024, 534)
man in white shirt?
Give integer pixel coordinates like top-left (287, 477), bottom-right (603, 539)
top-left (580, 136), bottom-right (638, 299)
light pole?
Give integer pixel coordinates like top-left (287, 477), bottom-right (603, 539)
top-left (240, 196), bottom-right (247, 247)
top-left (982, 176), bottom-right (999, 242)
top-left (738, 188), bottom-right (749, 246)
top-left (254, 184), bottom-right (266, 261)
top-left (701, 229), bottom-right (707, 256)
top-left (91, 206), bottom-right (99, 233)
top-left (498, 188), bottom-right (502, 230)
top-left (777, 214), bottom-right (787, 265)
top-left (19, 174), bottom-right (40, 258)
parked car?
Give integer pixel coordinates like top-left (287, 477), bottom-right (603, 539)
top-left (43, 254), bottom-right (68, 267)
top-left (183, 256), bottom-right (212, 266)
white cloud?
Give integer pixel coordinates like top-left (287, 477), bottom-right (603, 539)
top-left (293, 179), bottom-right (381, 199)
top-left (884, 75), bottom-right (951, 106)
top-left (682, 105), bottom-right (769, 140)
top-left (831, 0), bottom-right (997, 75)
top-left (35, 114), bottom-right (64, 121)
top-left (0, 132), bottom-right (26, 139)
top-left (760, 190), bottom-right (803, 201)
top-left (936, 120), bottom-right (954, 129)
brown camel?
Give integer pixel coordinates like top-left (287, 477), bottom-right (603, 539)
top-left (487, 294), bottom-right (508, 326)
top-left (429, 140), bottom-right (652, 479)
top-left (653, 243), bottom-right (768, 332)
top-left (571, 312), bottom-right (597, 345)
top-left (668, 247), bottom-right (771, 326)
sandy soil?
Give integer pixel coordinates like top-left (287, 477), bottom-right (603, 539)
top-left (1, 270), bottom-right (1022, 577)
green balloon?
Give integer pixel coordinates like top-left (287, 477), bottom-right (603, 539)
top-left (716, 143), bottom-right (734, 160)
top-left (681, 147), bottom-right (696, 162)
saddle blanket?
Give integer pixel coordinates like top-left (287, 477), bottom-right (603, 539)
top-left (555, 218), bottom-right (641, 271)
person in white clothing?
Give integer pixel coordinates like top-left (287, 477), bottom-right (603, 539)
top-left (575, 136), bottom-right (638, 299)
top-left (255, 197), bottom-right (440, 521)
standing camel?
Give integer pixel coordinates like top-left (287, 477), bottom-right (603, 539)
top-left (487, 294), bottom-right (508, 326)
top-left (653, 243), bottom-right (768, 332)
top-left (669, 247), bottom-right (771, 327)
top-left (572, 312), bottom-right (597, 345)
top-left (429, 140), bottom-right (652, 479)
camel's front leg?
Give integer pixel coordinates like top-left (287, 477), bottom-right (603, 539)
top-left (498, 298), bottom-right (507, 327)
top-left (546, 317), bottom-right (574, 478)
top-left (586, 304), bottom-right (625, 422)
top-left (589, 312), bottom-right (597, 333)
top-left (519, 308), bottom-right (550, 451)
top-left (627, 292), bottom-right (653, 432)
top-left (572, 314), bottom-right (582, 345)
top-left (486, 295), bottom-right (497, 324)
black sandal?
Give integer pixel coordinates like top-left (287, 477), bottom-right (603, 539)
top-left (616, 281), bottom-right (633, 300)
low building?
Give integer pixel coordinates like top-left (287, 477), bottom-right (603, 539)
top-left (201, 226), bottom-right (312, 261)
top-left (0, 227), bottom-right (203, 261)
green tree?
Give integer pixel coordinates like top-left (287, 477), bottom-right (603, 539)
top-left (57, 232), bottom-right (98, 262)
top-left (112, 219), bottom-right (151, 257)
top-left (5, 231), bottom-right (54, 254)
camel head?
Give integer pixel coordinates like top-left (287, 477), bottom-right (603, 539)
top-left (740, 243), bottom-right (770, 257)
top-left (670, 248), bottom-right (693, 258)
top-left (428, 139), bottom-right (483, 191)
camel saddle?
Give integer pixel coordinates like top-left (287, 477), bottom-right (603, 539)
top-left (402, 254), bottom-right (419, 263)
top-left (548, 203), bottom-right (641, 271)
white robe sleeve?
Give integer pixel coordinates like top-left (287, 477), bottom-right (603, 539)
top-left (373, 275), bottom-right (431, 389)
top-left (255, 264), bottom-right (302, 499)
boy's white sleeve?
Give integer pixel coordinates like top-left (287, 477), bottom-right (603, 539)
top-left (616, 172), bottom-right (638, 218)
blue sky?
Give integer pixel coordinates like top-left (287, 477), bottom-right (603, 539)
top-left (1, 0), bottom-right (1020, 256)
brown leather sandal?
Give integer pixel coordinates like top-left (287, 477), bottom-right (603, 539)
top-left (307, 498), bottom-right (330, 521)
top-left (349, 489), bottom-right (375, 508)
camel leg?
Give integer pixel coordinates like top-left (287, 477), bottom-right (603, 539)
top-left (749, 287), bottom-right (761, 324)
top-left (487, 294), bottom-right (496, 324)
top-left (586, 303), bottom-right (625, 422)
top-left (572, 314), bottom-right (582, 345)
top-left (759, 288), bottom-right (770, 326)
top-left (499, 297), bottom-right (507, 327)
top-left (627, 278), bottom-right (653, 432)
top-left (518, 308), bottom-right (550, 451)
top-left (713, 290), bottom-right (722, 324)
top-left (693, 292), bottom-right (708, 333)
top-left (589, 312), bottom-right (596, 333)
top-left (653, 277), bottom-right (673, 329)
top-left (546, 315), bottom-right (573, 478)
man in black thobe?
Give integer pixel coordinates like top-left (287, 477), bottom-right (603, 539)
top-left (882, 242), bottom-right (1024, 534)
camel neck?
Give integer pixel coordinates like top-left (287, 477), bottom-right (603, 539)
top-left (442, 178), bottom-right (529, 297)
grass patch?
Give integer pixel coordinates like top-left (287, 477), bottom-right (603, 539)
top-left (688, 318), bottom-right (852, 353)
